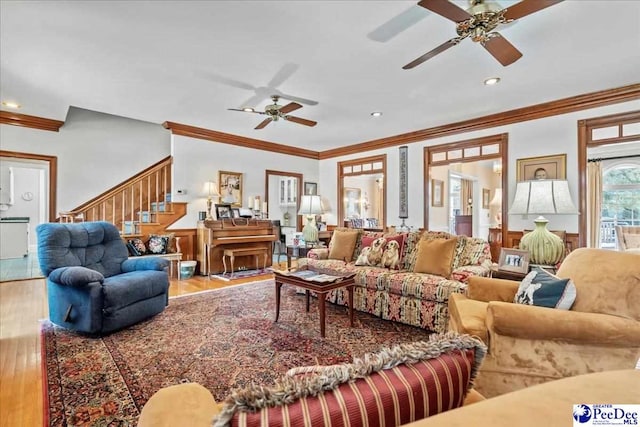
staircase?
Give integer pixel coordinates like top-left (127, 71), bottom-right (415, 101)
top-left (59, 156), bottom-right (187, 239)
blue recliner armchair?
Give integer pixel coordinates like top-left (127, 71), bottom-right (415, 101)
top-left (37, 221), bottom-right (170, 334)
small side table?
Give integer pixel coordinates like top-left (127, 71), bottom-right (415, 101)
top-left (286, 245), bottom-right (313, 269)
top-left (490, 265), bottom-right (527, 281)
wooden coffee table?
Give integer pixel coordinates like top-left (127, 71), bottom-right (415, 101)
top-left (273, 270), bottom-right (356, 338)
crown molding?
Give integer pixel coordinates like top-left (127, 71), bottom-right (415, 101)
top-left (162, 121), bottom-right (319, 160)
top-left (319, 83), bottom-right (640, 160)
top-left (0, 110), bottom-right (65, 132)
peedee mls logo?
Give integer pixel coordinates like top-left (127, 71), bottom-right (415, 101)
top-left (573, 404), bottom-right (639, 426)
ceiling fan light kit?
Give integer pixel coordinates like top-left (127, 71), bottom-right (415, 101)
top-left (228, 95), bottom-right (317, 130)
top-left (403, 0), bottom-right (564, 69)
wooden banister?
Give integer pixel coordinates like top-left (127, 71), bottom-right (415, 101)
top-left (59, 156), bottom-right (175, 236)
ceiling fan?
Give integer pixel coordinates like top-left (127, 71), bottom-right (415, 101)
top-left (228, 95), bottom-right (317, 130)
top-left (403, 0), bottom-right (564, 69)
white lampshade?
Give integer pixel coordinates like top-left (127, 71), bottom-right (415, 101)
top-left (202, 181), bottom-right (219, 197)
top-left (297, 195), bottom-right (323, 216)
top-left (509, 180), bottom-right (578, 215)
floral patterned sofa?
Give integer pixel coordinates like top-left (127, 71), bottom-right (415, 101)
top-left (301, 229), bottom-right (492, 333)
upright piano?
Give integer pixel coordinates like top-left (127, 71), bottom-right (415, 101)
top-left (201, 219), bottom-right (276, 275)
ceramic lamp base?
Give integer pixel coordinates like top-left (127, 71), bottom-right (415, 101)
top-left (206, 197), bottom-right (213, 221)
top-left (519, 216), bottom-right (564, 265)
top-left (302, 216), bottom-right (318, 244)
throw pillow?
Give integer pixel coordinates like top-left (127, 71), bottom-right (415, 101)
top-left (623, 233), bottom-right (640, 249)
top-left (413, 237), bottom-right (458, 278)
top-left (355, 236), bottom-right (387, 266)
top-left (213, 333), bottom-right (486, 427)
top-left (328, 230), bottom-right (359, 262)
top-left (379, 234), bottom-right (407, 269)
top-left (149, 233), bottom-right (177, 253)
top-left (127, 238), bottom-right (146, 256)
top-left (514, 267), bottom-right (576, 309)
top-left (147, 235), bottom-right (169, 255)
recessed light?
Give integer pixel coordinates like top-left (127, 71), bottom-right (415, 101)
top-left (370, 111), bottom-right (383, 117)
top-left (2, 101), bottom-right (21, 109)
top-left (484, 77), bottom-right (501, 86)
top-left (242, 107), bottom-right (255, 112)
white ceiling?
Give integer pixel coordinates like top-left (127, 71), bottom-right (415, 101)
top-left (1, 1), bottom-right (639, 151)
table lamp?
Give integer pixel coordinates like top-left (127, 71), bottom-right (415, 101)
top-left (297, 195), bottom-right (323, 245)
top-left (203, 181), bottom-right (219, 220)
top-left (508, 180), bottom-right (578, 265)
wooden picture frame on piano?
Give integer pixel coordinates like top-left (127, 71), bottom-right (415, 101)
top-left (215, 204), bottom-right (232, 219)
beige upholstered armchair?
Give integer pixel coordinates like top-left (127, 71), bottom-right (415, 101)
top-left (615, 225), bottom-right (640, 253)
top-left (448, 248), bottom-right (640, 398)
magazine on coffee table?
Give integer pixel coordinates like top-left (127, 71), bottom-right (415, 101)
top-left (270, 268), bottom-right (354, 283)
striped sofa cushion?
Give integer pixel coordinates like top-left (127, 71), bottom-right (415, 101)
top-left (213, 333), bottom-right (485, 427)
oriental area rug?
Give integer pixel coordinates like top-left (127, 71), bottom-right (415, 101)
top-left (41, 279), bottom-right (433, 426)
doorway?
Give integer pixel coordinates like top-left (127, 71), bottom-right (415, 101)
top-left (578, 111), bottom-right (640, 248)
top-left (338, 155), bottom-right (386, 229)
top-left (424, 134), bottom-right (508, 246)
top-left (0, 150), bottom-right (56, 281)
top-left (264, 170), bottom-right (302, 248)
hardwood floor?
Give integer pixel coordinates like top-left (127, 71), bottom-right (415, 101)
top-left (0, 269), bottom-right (281, 427)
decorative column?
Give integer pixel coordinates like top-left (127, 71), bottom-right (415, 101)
top-left (399, 146), bottom-right (409, 231)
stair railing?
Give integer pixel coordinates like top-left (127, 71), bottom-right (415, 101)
top-left (59, 156), bottom-right (173, 236)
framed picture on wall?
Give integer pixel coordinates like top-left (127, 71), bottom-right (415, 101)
top-left (218, 170), bottom-right (243, 207)
top-left (431, 179), bottom-right (443, 207)
top-left (516, 154), bottom-right (566, 182)
top-left (482, 188), bottom-right (490, 209)
top-left (304, 182), bottom-right (317, 195)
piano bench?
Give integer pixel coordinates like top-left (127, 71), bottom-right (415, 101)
top-left (222, 247), bottom-right (269, 276)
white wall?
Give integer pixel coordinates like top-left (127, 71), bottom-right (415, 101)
top-left (320, 100), bottom-right (640, 233)
top-left (0, 107), bottom-right (171, 212)
top-left (169, 134), bottom-right (319, 229)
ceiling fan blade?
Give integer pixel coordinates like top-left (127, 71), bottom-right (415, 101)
top-left (198, 71), bottom-right (256, 91)
top-left (284, 116), bottom-right (317, 127)
top-left (402, 37), bottom-right (460, 70)
top-left (279, 102), bottom-right (303, 115)
top-left (367, 4), bottom-right (430, 42)
top-left (417, 0), bottom-right (472, 23)
top-left (239, 93), bottom-right (268, 110)
top-left (274, 91), bottom-right (319, 106)
top-left (482, 33), bottom-right (523, 66)
top-left (255, 118), bottom-right (272, 130)
top-left (503, 0), bottom-right (564, 21)
top-left (267, 63), bottom-right (299, 88)
top-left (228, 108), bottom-right (265, 114)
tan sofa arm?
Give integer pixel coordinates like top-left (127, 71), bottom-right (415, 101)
top-left (486, 302), bottom-right (640, 346)
top-left (467, 277), bottom-right (519, 303)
